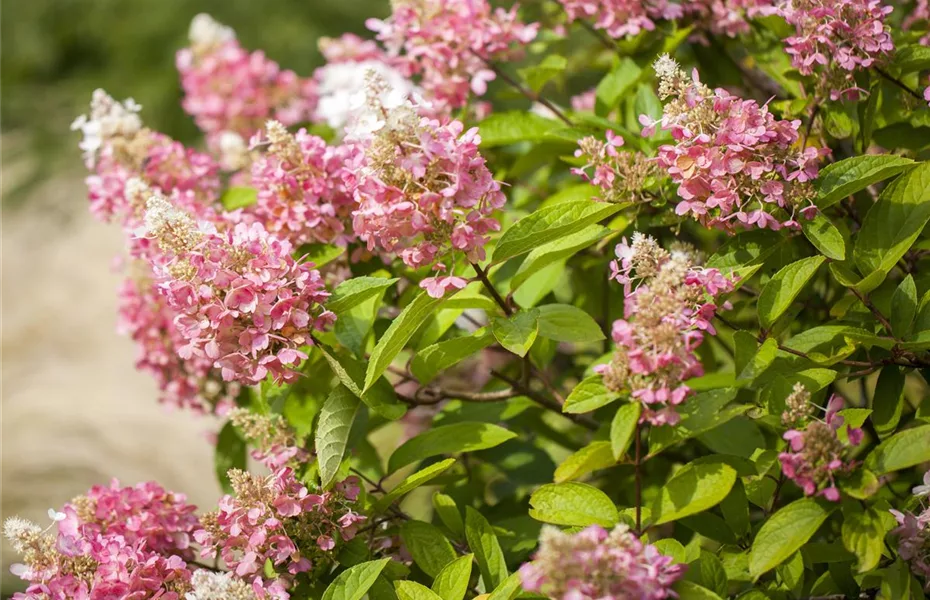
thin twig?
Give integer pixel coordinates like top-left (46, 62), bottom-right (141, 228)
top-left (491, 369), bottom-right (598, 430)
top-left (874, 66), bottom-right (923, 100)
top-left (470, 51), bottom-right (574, 126)
top-left (850, 288), bottom-right (897, 340)
top-left (471, 262), bottom-right (512, 316)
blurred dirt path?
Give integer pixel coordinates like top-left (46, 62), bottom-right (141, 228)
top-left (1, 161), bottom-right (221, 589)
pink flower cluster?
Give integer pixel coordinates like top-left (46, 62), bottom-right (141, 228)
top-left (764, 0), bottom-right (894, 100)
top-left (5, 481), bottom-right (200, 600)
top-left (176, 14), bottom-right (316, 148)
top-left (248, 121), bottom-right (356, 247)
top-left (573, 130), bottom-right (658, 204)
top-left (597, 233), bottom-right (733, 426)
top-left (143, 195), bottom-right (335, 385)
top-left (889, 472), bottom-right (930, 589)
top-left (557, 0), bottom-right (756, 40)
top-left (903, 0), bottom-right (930, 46)
top-left (519, 525), bottom-right (686, 600)
top-left (366, 0), bottom-right (538, 112)
top-left (779, 394), bottom-right (863, 501)
top-left (345, 75), bottom-right (506, 298)
top-left (643, 55), bottom-right (828, 231)
top-left (195, 469), bottom-right (363, 599)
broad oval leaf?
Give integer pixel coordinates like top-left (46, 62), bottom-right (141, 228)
top-left (611, 402), bottom-right (642, 460)
top-left (651, 462), bottom-right (737, 525)
top-left (328, 277), bottom-right (399, 315)
top-left (865, 424), bottom-right (930, 474)
top-left (890, 275), bottom-right (918, 336)
top-left (411, 329), bottom-right (495, 384)
top-left (465, 507), bottom-right (508, 589)
top-left (758, 256), bottom-right (825, 328)
top-left (395, 581), bottom-right (444, 600)
top-left (841, 507), bottom-right (885, 573)
top-left (220, 186), bottom-right (258, 210)
top-left (492, 199), bottom-right (622, 263)
top-left (512, 224), bottom-right (609, 291)
top-left (322, 558), bottom-right (390, 600)
top-left (487, 572), bottom-right (523, 600)
top-left (388, 422), bottom-right (517, 473)
top-left (801, 213), bottom-right (847, 260)
top-left (529, 482), bottom-right (619, 527)
top-left (749, 498), bottom-right (835, 578)
top-left (491, 309), bottom-right (539, 357)
top-left (536, 304), bottom-right (605, 343)
top-left (814, 155), bottom-right (914, 209)
top-left (400, 520), bottom-right (457, 578)
top-left (431, 554), bottom-right (473, 600)
top-left (365, 291), bottom-right (445, 392)
top-left (316, 385), bottom-right (361, 489)
top-left (674, 581), bottom-right (724, 600)
top-left (478, 111), bottom-right (560, 148)
top-left (563, 375), bottom-right (620, 414)
top-left (376, 459), bottom-right (456, 511)
top-left (554, 440), bottom-right (617, 483)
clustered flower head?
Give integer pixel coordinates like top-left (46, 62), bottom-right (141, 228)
top-left (763, 0), bottom-right (894, 101)
top-left (229, 408), bottom-right (310, 470)
top-left (597, 233), bottom-right (734, 426)
top-left (642, 55), bottom-right (828, 232)
top-left (176, 14), bottom-right (317, 150)
top-left (186, 571), bottom-right (258, 600)
top-left (366, 0), bottom-right (539, 112)
top-left (778, 393), bottom-right (863, 501)
top-left (142, 194), bottom-right (335, 385)
top-left (573, 130), bottom-right (659, 204)
top-left (248, 120), bottom-right (356, 247)
top-left (345, 72), bottom-right (506, 298)
top-left (4, 481), bottom-right (200, 600)
top-left (519, 524), bottom-right (686, 600)
top-left (195, 469), bottom-right (364, 598)
top-left (557, 0), bottom-right (756, 41)
top-left (889, 471), bottom-right (930, 589)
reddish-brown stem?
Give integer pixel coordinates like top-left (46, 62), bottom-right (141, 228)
top-left (471, 262), bottom-right (512, 316)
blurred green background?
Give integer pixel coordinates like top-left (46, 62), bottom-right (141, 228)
top-left (1, 0), bottom-right (386, 204)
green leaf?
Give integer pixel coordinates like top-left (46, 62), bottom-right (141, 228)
top-left (511, 225), bottom-right (609, 291)
top-left (518, 55), bottom-right (567, 92)
top-left (432, 493), bottom-right (465, 538)
top-left (890, 275), bottom-right (918, 336)
top-left (316, 385), bottom-right (362, 489)
top-left (388, 422), bottom-right (517, 473)
top-left (328, 277), bottom-right (399, 315)
top-left (491, 309), bottom-right (539, 357)
top-left (720, 480), bottom-right (751, 539)
top-left (431, 554), bottom-right (473, 600)
top-left (648, 389), bottom-right (744, 456)
top-left (814, 155), bottom-right (914, 209)
top-left (697, 550), bottom-right (729, 598)
top-left (488, 572), bottom-right (523, 600)
top-left (220, 186), bottom-right (258, 210)
top-left (411, 329), bottom-right (495, 384)
top-left (596, 57), bottom-right (641, 112)
top-left (801, 213), bottom-right (847, 260)
top-left (894, 45), bottom-right (930, 74)
top-left (563, 375), bottom-right (620, 414)
top-left (842, 507), bottom-right (885, 573)
top-left (854, 162), bottom-right (930, 284)
top-left (465, 507), bottom-right (508, 589)
top-left (214, 421), bottom-right (247, 494)
top-left (492, 199), bottom-right (623, 263)
top-left (651, 462), bottom-right (737, 525)
top-left (776, 551), bottom-right (805, 595)
top-left (873, 367), bottom-right (905, 440)
top-left (674, 581), bottom-right (724, 600)
top-left (536, 304), bottom-right (605, 343)
top-left (554, 441), bottom-right (616, 483)
top-left (376, 459), bottom-right (456, 511)
top-left (528, 482), bottom-right (619, 527)
top-left (749, 498), bottom-right (835, 579)
top-left (319, 345), bottom-right (406, 420)
top-left (400, 521), bottom-right (457, 578)
top-left (321, 559), bottom-right (390, 600)
top-left (365, 291), bottom-right (445, 392)
top-left (299, 243), bottom-right (346, 268)
top-left (866, 425), bottom-right (930, 474)
top-left (610, 402), bottom-right (641, 460)
top-left (395, 581), bottom-right (444, 600)
top-left (758, 256), bottom-right (825, 328)
top-left (478, 111), bottom-right (560, 148)
top-left (737, 337), bottom-right (778, 384)
top-left (707, 230), bottom-right (783, 269)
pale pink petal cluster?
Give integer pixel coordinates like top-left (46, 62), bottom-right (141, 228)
top-left (889, 506), bottom-right (930, 590)
top-left (573, 130), bottom-right (658, 203)
top-left (366, 0), bottom-right (539, 112)
top-left (778, 395), bottom-right (863, 501)
top-left (643, 55), bottom-right (828, 232)
top-left (598, 233), bottom-right (733, 425)
top-left (194, 469), bottom-right (363, 598)
top-left (176, 14), bottom-right (317, 148)
top-left (143, 195), bottom-right (335, 385)
top-left (248, 121), bottom-right (357, 246)
top-left (519, 525), bottom-right (686, 600)
top-left (345, 75), bottom-right (505, 298)
top-left (764, 0), bottom-right (894, 100)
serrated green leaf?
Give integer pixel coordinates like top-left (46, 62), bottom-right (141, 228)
top-left (651, 462), bottom-right (737, 525)
top-left (316, 385), bottom-right (361, 489)
top-left (758, 256), bottom-right (825, 329)
top-left (388, 422), bottom-right (517, 473)
top-left (465, 507), bottom-right (508, 589)
top-left (814, 155), bottom-right (914, 209)
top-left (366, 291), bottom-right (445, 392)
top-left (894, 45), bottom-right (930, 74)
top-left (866, 424), bottom-right (930, 474)
top-left (431, 554), bottom-right (473, 600)
top-left (529, 482), bottom-right (619, 527)
top-left (802, 213), bottom-right (847, 260)
top-left (377, 459), bottom-right (456, 511)
top-left (610, 402), bottom-right (641, 460)
top-left (319, 345), bottom-right (406, 420)
top-left (400, 521), bottom-right (457, 578)
top-left (328, 277), bottom-right (399, 315)
top-left (842, 507), bottom-right (885, 573)
top-left (563, 375), bottom-right (620, 414)
top-left (596, 58), bottom-right (641, 112)
top-left (535, 303), bottom-right (605, 343)
top-left (554, 441), bottom-right (616, 483)
top-left (512, 225), bottom-right (610, 291)
top-left (749, 498), bottom-right (835, 578)
top-left (491, 309), bottom-right (539, 357)
top-left (411, 329), bottom-right (495, 384)
top-left (492, 199), bottom-right (623, 263)
top-left (322, 559), bottom-right (390, 600)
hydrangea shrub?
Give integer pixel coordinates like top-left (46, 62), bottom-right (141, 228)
top-left (8, 2), bottom-right (930, 599)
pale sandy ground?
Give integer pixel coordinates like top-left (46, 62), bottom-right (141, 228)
top-left (1, 155), bottom-right (221, 593)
